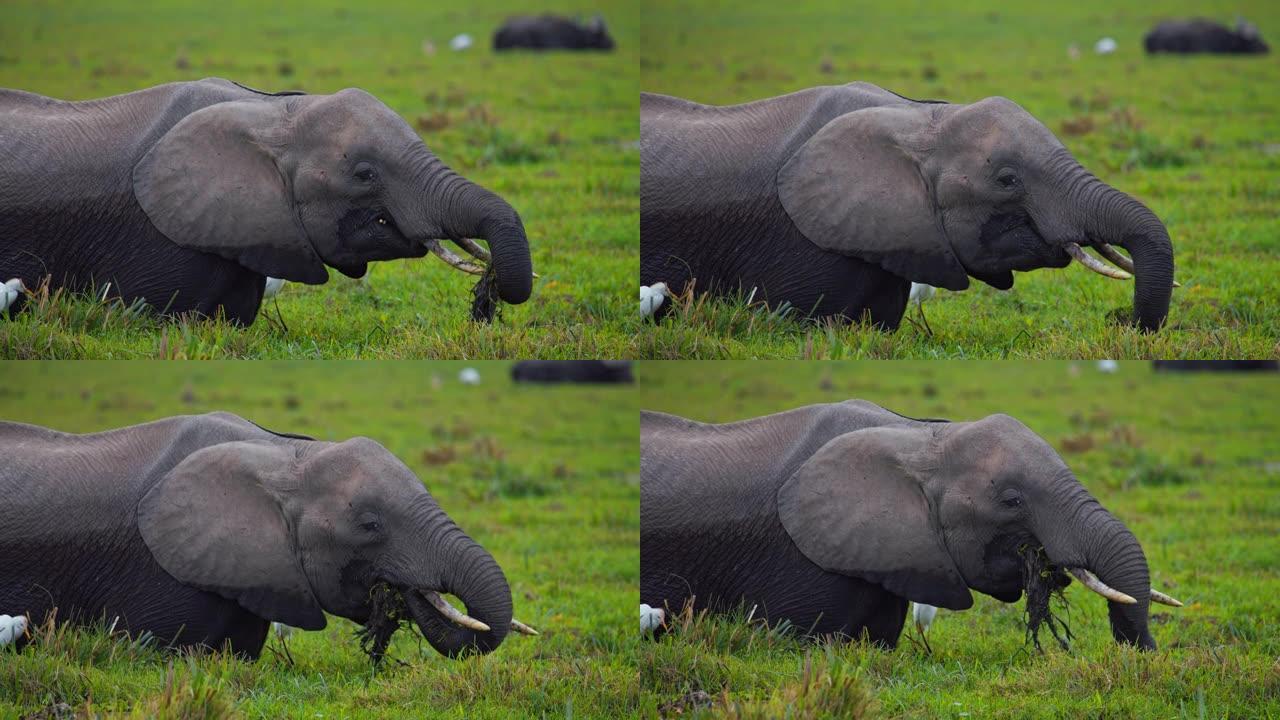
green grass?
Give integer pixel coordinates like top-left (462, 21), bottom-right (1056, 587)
top-left (0, 362), bottom-right (639, 718)
top-left (0, 0), bottom-right (640, 358)
top-left (638, 0), bottom-right (1280, 358)
top-left (636, 361), bottom-right (1280, 718)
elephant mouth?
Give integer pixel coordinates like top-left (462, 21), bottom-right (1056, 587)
top-left (354, 581), bottom-right (538, 665)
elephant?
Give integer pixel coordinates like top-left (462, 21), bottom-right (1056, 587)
top-left (0, 412), bottom-right (536, 659)
top-left (640, 82), bottom-right (1176, 332)
top-left (493, 15), bottom-right (615, 51)
top-left (640, 401), bottom-right (1181, 649)
top-left (1153, 360), bottom-right (1278, 372)
top-left (511, 360), bottom-right (634, 383)
top-left (0, 78), bottom-right (534, 326)
top-left (1145, 18), bottom-right (1269, 55)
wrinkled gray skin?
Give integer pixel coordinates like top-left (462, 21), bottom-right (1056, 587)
top-left (641, 82), bottom-right (1175, 331)
top-left (0, 78), bottom-right (533, 325)
top-left (0, 412), bottom-right (514, 659)
top-left (641, 401), bottom-right (1157, 649)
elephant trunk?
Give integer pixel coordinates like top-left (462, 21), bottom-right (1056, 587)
top-left (1046, 149), bottom-right (1175, 332)
top-left (412, 151), bottom-right (534, 305)
top-left (1037, 483), bottom-right (1156, 649)
top-left (403, 504), bottom-right (513, 657)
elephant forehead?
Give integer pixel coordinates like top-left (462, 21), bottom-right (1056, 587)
top-left (944, 415), bottom-right (1062, 474)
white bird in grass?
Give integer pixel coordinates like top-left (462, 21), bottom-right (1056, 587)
top-left (1, 278), bottom-right (27, 313)
top-left (640, 283), bottom-right (669, 319)
top-left (263, 277), bottom-right (286, 299)
top-left (0, 614), bottom-right (28, 647)
top-left (459, 367), bottom-right (481, 385)
top-left (907, 282), bottom-right (936, 336)
top-left (271, 621), bottom-right (296, 664)
top-left (640, 603), bottom-right (665, 634)
top-left (911, 602), bottom-right (937, 654)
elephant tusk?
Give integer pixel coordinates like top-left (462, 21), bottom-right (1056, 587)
top-left (1096, 243), bottom-right (1136, 273)
top-left (453, 237), bottom-right (493, 262)
top-left (1150, 588), bottom-right (1184, 607)
top-left (510, 618), bottom-right (540, 636)
top-left (1097, 244), bottom-right (1181, 288)
top-left (427, 241), bottom-right (488, 276)
top-left (1066, 243), bottom-right (1133, 280)
top-left (422, 590), bottom-right (491, 632)
top-left (1068, 568), bottom-right (1137, 604)
top-left (428, 240), bottom-right (539, 279)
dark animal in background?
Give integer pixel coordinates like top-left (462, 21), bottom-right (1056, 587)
top-left (1144, 18), bottom-right (1269, 54)
top-left (1153, 360), bottom-right (1278, 372)
top-left (641, 83), bottom-right (1176, 332)
top-left (511, 360), bottom-right (633, 383)
top-left (0, 78), bottom-right (533, 326)
top-left (493, 14), bottom-right (615, 51)
top-left (642, 401), bottom-right (1182, 649)
top-left (0, 412), bottom-right (536, 659)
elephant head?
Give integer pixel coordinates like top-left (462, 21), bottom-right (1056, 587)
top-left (778, 95), bottom-right (1175, 331)
top-left (137, 436), bottom-right (535, 657)
top-left (777, 414), bottom-right (1180, 649)
top-left (133, 86), bottom-right (533, 312)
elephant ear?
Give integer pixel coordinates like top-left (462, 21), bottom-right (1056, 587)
top-left (777, 426), bottom-right (973, 610)
top-left (137, 440), bottom-right (327, 630)
top-left (132, 100), bottom-right (329, 284)
top-left (777, 106), bottom-right (970, 291)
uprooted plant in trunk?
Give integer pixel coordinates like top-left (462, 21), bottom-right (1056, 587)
top-left (1019, 544), bottom-right (1074, 653)
top-left (356, 583), bottom-right (411, 668)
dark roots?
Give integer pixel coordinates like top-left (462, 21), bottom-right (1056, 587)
top-left (470, 264), bottom-right (501, 323)
top-left (356, 583), bottom-right (410, 668)
top-left (1019, 545), bottom-right (1073, 653)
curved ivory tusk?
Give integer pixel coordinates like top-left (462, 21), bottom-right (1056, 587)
top-left (1097, 244), bottom-right (1181, 288)
top-left (454, 237), bottom-right (493, 262)
top-left (427, 242), bottom-right (487, 275)
top-left (510, 618), bottom-right (540, 636)
top-left (422, 590), bottom-right (491, 632)
top-left (1150, 588), bottom-right (1184, 607)
top-left (1068, 568), bottom-right (1137, 604)
top-left (1066, 243), bottom-right (1133, 280)
top-left (1096, 244), bottom-right (1137, 274)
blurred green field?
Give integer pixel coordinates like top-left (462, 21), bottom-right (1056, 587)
top-left (636, 361), bottom-right (1280, 718)
top-left (639, 0), bottom-right (1280, 358)
top-left (0, 0), bottom-right (640, 358)
top-left (0, 362), bottom-right (639, 718)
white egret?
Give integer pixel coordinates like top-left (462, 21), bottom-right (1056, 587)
top-left (263, 277), bottom-right (286, 299)
top-left (1, 278), bottom-right (27, 313)
top-left (640, 603), bottom-right (665, 634)
top-left (911, 602), bottom-right (937, 654)
top-left (459, 367), bottom-right (481, 385)
top-left (0, 614), bottom-right (28, 647)
top-left (640, 283), bottom-right (669, 319)
top-left (908, 282), bottom-right (936, 336)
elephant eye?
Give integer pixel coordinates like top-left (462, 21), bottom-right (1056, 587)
top-left (353, 163), bottom-right (376, 183)
top-left (1000, 495), bottom-right (1023, 508)
top-left (996, 170), bottom-right (1020, 190)
top-left (358, 515), bottom-right (382, 533)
